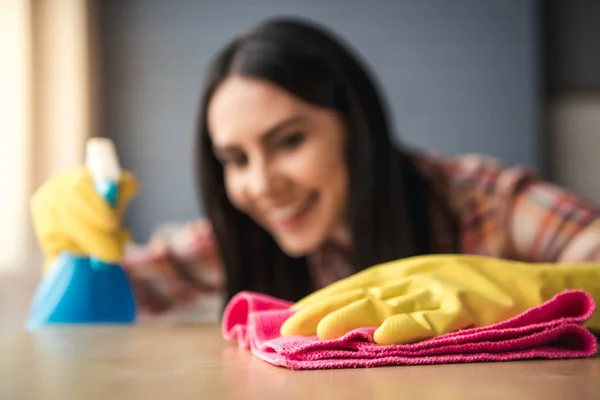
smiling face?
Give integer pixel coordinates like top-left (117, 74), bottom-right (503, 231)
top-left (207, 76), bottom-right (349, 256)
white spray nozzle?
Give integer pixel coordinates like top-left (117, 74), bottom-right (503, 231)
top-left (85, 137), bottom-right (122, 182)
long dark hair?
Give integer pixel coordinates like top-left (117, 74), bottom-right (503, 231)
top-left (196, 17), bottom-right (431, 302)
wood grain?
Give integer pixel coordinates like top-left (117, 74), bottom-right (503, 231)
top-left (0, 325), bottom-right (598, 399)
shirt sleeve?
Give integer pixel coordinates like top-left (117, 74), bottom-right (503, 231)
top-left (425, 152), bottom-right (538, 258)
top-left (122, 219), bottom-right (224, 315)
top-left (509, 180), bottom-right (600, 262)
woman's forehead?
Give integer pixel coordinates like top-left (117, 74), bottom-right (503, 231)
top-left (208, 76), bottom-right (312, 145)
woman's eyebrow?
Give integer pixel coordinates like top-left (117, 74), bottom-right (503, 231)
top-left (261, 116), bottom-right (309, 144)
top-left (212, 145), bottom-right (241, 161)
top-left (212, 115), bottom-right (309, 155)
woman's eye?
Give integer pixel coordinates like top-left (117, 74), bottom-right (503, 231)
top-left (220, 154), bottom-right (247, 168)
top-left (279, 132), bottom-right (305, 150)
top-left (229, 155), bottom-right (248, 167)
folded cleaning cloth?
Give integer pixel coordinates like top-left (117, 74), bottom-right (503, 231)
top-left (222, 290), bottom-right (598, 370)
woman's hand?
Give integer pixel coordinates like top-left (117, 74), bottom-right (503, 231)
top-left (122, 219), bottom-right (225, 315)
top-left (30, 165), bottom-right (138, 271)
top-left (30, 166), bottom-right (224, 317)
top-left (280, 254), bottom-right (600, 344)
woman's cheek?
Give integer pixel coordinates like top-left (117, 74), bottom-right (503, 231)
top-left (224, 170), bottom-right (246, 210)
top-left (287, 141), bottom-right (332, 183)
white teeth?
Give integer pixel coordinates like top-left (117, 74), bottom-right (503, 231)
top-left (267, 197), bottom-right (312, 222)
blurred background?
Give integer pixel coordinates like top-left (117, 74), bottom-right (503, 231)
top-left (1, 0), bottom-right (599, 330)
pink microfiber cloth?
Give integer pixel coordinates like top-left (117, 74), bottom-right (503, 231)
top-left (221, 290), bottom-right (598, 370)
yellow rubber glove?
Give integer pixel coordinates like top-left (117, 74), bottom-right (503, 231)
top-left (280, 254), bottom-right (600, 345)
top-left (30, 166), bottom-right (139, 273)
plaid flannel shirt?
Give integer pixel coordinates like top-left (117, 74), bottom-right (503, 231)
top-left (421, 152), bottom-right (600, 262)
top-left (124, 152), bottom-right (600, 311)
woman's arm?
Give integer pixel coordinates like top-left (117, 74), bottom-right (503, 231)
top-left (122, 219), bottom-right (225, 315)
top-left (509, 180), bottom-right (600, 262)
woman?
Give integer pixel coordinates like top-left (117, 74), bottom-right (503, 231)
top-left (32, 17), bottom-right (598, 317)
top-left (118, 17), bottom-right (600, 316)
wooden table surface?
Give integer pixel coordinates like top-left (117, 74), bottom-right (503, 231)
top-left (0, 325), bottom-right (598, 400)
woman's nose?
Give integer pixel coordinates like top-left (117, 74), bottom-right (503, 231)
top-left (245, 159), bottom-right (273, 199)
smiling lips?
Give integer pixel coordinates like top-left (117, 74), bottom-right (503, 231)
top-left (264, 193), bottom-right (318, 230)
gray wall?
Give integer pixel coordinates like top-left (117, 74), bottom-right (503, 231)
top-left (98, 0), bottom-right (540, 242)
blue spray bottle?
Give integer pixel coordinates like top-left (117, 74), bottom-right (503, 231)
top-left (26, 138), bottom-right (136, 329)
